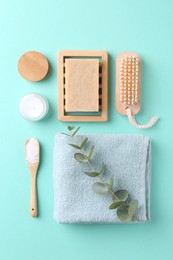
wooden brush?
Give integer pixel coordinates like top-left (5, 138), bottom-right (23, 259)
top-left (116, 52), bottom-right (159, 129)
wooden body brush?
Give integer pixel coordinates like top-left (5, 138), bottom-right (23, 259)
top-left (116, 52), bottom-right (159, 129)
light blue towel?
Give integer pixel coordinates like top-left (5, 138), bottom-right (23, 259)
top-left (53, 134), bottom-right (151, 224)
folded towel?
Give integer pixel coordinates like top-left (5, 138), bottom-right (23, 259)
top-left (53, 134), bottom-right (151, 224)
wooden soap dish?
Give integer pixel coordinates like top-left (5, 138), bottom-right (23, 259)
top-left (58, 50), bottom-right (108, 122)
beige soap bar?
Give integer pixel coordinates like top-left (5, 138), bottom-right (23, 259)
top-left (65, 59), bottom-right (99, 112)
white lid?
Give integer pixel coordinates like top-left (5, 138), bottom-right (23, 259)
top-left (19, 93), bottom-right (49, 121)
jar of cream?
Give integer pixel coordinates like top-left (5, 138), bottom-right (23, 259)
top-left (19, 93), bottom-right (49, 121)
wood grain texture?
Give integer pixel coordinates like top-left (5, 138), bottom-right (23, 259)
top-left (18, 51), bottom-right (49, 82)
top-left (29, 165), bottom-right (38, 217)
top-left (58, 50), bottom-right (108, 122)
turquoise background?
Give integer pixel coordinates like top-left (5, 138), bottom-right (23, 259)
top-left (0, 0), bottom-right (173, 259)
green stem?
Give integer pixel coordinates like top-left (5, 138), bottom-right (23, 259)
top-left (70, 131), bottom-right (140, 222)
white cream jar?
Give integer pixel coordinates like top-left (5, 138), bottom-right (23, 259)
top-left (19, 93), bottom-right (49, 121)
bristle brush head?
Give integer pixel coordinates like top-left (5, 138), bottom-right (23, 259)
top-left (116, 52), bottom-right (141, 115)
top-left (120, 55), bottom-right (140, 105)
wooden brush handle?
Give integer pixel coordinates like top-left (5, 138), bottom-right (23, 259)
top-left (30, 173), bottom-right (37, 217)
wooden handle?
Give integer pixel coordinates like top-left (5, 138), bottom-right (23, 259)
top-left (30, 173), bottom-right (37, 217)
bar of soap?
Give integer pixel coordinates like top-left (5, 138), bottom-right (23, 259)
top-left (65, 59), bottom-right (99, 112)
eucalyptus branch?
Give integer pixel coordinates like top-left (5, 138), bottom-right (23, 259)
top-left (70, 131), bottom-right (119, 200)
top-left (64, 126), bottom-right (140, 223)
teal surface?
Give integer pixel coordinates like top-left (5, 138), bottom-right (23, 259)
top-left (0, 0), bottom-right (172, 259)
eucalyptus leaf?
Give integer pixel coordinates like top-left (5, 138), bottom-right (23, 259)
top-left (74, 153), bottom-right (87, 164)
top-left (80, 138), bottom-right (88, 149)
top-left (92, 182), bottom-right (108, 194)
top-left (117, 206), bottom-right (131, 222)
top-left (109, 201), bottom-right (123, 210)
top-left (84, 171), bottom-right (100, 177)
top-left (68, 126), bottom-right (75, 131)
top-left (88, 146), bottom-right (94, 160)
top-left (72, 127), bottom-right (80, 137)
top-left (128, 200), bottom-right (138, 219)
top-left (99, 163), bottom-right (105, 174)
top-left (113, 190), bottom-right (128, 201)
top-left (69, 144), bottom-right (81, 149)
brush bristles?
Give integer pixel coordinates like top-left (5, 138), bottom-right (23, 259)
top-left (120, 55), bottom-right (140, 105)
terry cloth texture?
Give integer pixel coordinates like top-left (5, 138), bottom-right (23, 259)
top-left (53, 134), bottom-right (151, 224)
